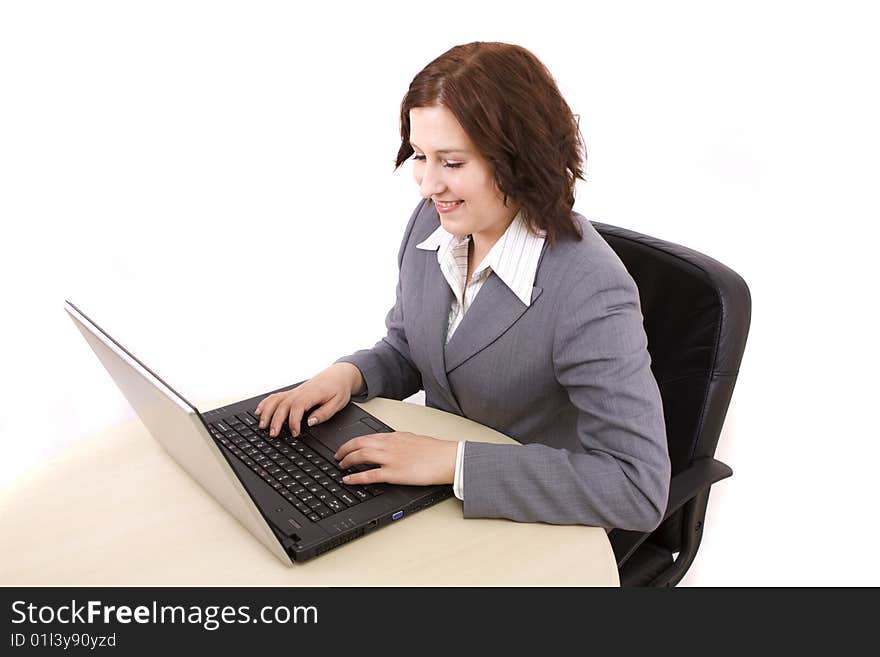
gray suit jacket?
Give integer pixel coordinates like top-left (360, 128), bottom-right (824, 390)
top-left (337, 199), bottom-right (671, 531)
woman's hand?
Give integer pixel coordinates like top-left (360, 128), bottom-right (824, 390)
top-left (335, 432), bottom-right (459, 487)
top-left (255, 362), bottom-right (364, 438)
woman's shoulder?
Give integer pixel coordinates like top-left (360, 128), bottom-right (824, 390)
top-left (540, 211), bottom-right (633, 287)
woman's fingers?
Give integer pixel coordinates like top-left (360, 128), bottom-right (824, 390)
top-left (335, 432), bottom-right (458, 486)
top-left (284, 389), bottom-right (346, 437)
top-left (334, 435), bottom-right (382, 462)
top-left (285, 394), bottom-right (316, 438)
top-left (337, 445), bottom-right (383, 470)
top-left (255, 393), bottom-right (282, 428)
top-left (341, 466), bottom-right (386, 486)
top-left (303, 394), bottom-right (343, 429)
top-left (254, 366), bottom-right (354, 439)
top-left (256, 389), bottom-right (346, 438)
top-left (269, 396), bottom-right (295, 437)
top-left (254, 391), bottom-right (299, 437)
top-left (303, 394), bottom-right (348, 434)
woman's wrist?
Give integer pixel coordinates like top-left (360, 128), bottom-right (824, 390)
top-left (334, 362), bottom-right (365, 396)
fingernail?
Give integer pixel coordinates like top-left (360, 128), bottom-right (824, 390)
top-left (308, 417), bottom-right (317, 427)
top-left (292, 430), bottom-right (298, 438)
top-left (342, 476), bottom-right (350, 483)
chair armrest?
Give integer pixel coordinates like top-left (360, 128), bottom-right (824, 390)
top-left (664, 457), bottom-right (732, 521)
top-left (609, 457), bottom-right (733, 566)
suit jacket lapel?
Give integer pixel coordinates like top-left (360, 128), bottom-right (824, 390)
top-left (417, 226), bottom-right (549, 404)
top-left (419, 251), bottom-right (461, 410)
top-left (444, 273), bottom-right (544, 372)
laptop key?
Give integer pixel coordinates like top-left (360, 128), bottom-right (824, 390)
top-left (326, 498), bottom-right (344, 513)
top-left (338, 493), bottom-right (357, 507)
top-left (237, 413), bottom-right (257, 427)
top-left (271, 452), bottom-right (290, 465)
top-left (347, 486), bottom-right (370, 501)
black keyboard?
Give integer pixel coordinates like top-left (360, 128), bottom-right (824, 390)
top-left (207, 411), bottom-right (386, 523)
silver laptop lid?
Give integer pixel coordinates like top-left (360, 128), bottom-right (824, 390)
top-left (63, 300), bottom-right (292, 566)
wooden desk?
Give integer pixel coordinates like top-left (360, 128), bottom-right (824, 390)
top-left (0, 398), bottom-right (619, 586)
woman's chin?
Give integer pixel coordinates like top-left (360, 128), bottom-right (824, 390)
top-left (439, 213), bottom-right (470, 235)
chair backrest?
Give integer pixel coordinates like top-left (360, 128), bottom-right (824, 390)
top-left (592, 222), bottom-right (751, 554)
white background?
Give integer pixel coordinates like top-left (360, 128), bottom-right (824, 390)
top-left (1, 1), bottom-right (878, 586)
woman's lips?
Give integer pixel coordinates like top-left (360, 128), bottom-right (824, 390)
top-left (435, 200), bottom-right (464, 213)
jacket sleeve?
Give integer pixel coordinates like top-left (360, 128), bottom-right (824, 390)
top-left (334, 200), bottom-right (427, 402)
top-left (461, 264), bottom-right (671, 532)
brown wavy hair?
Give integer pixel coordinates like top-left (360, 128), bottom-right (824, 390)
top-left (395, 42), bottom-right (585, 246)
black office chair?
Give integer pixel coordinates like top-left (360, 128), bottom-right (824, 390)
top-left (593, 222), bottom-right (751, 587)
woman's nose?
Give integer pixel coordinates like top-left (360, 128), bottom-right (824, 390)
top-left (418, 164), bottom-right (445, 198)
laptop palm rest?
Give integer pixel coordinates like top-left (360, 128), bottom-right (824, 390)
top-left (311, 420), bottom-right (377, 454)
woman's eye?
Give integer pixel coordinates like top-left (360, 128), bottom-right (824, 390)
top-left (410, 154), bottom-right (463, 168)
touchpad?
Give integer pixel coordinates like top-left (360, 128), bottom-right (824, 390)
top-left (313, 420), bottom-right (376, 454)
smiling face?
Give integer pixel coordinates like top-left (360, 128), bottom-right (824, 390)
top-left (409, 105), bottom-right (519, 244)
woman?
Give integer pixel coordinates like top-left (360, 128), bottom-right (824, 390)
top-left (256, 42), bottom-right (671, 532)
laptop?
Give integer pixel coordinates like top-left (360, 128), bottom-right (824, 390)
top-left (64, 300), bottom-right (453, 564)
